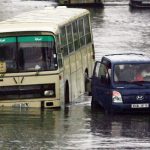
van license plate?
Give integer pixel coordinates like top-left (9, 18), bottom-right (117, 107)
top-left (131, 104), bottom-right (149, 108)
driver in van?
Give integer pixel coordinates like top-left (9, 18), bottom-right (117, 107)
top-left (141, 66), bottom-right (150, 80)
top-left (134, 67), bottom-right (144, 81)
top-left (119, 65), bottom-right (134, 82)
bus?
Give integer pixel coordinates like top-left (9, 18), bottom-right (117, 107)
top-left (58, 0), bottom-right (104, 7)
top-left (0, 6), bottom-right (95, 108)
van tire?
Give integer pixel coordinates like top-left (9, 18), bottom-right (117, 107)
top-left (91, 97), bottom-right (104, 111)
top-left (91, 97), bottom-right (99, 110)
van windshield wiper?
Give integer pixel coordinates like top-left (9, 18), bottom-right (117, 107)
top-left (117, 81), bottom-right (147, 86)
top-left (131, 81), bottom-right (145, 86)
top-left (117, 81), bottom-right (131, 84)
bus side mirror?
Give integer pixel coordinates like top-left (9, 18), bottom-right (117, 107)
top-left (35, 65), bottom-right (41, 75)
top-left (35, 65), bottom-right (41, 71)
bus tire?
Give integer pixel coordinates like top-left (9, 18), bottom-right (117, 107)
top-left (65, 81), bottom-right (70, 105)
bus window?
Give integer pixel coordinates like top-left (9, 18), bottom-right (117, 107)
top-left (60, 27), bottom-right (68, 56)
top-left (72, 21), bottom-right (80, 50)
top-left (58, 53), bottom-right (63, 68)
top-left (0, 37), bottom-right (17, 73)
top-left (18, 35), bottom-right (57, 72)
top-left (66, 24), bottom-right (74, 53)
top-left (56, 34), bottom-right (63, 68)
top-left (56, 34), bottom-right (61, 53)
top-left (84, 15), bottom-right (92, 44)
top-left (78, 18), bottom-right (86, 47)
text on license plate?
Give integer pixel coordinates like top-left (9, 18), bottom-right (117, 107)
top-left (131, 104), bottom-right (149, 108)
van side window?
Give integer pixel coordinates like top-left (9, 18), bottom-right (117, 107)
top-left (95, 62), bottom-right (111, 85)
top-left (99, 64), bottom-right (107, 77)
top-left (94, 62), bottom-right (101, 77)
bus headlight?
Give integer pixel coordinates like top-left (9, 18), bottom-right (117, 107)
top-left (43, 83), bottom-right (55, 97)
top-left (112, 91), bottom-right (123, 103)
top-left (44, 90), bottom-right (54, 96)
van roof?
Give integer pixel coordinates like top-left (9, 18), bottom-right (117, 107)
top-left (0, 7), bottom-right (89, 34)
top-left (103, 53), bottom-right (150, 64)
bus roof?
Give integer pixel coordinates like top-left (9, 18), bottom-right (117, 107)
top-left (0, 7), bottom-right (89, 34)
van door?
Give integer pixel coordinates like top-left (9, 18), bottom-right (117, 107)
top-left (92, 61), bottom-right (111, 110)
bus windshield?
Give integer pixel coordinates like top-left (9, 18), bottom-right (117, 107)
top-left (18, 36), bottom-right (57, 72)
top-left (114, 64), bottom-right (150, 84)
top-left (0, 36), bottom-right (57, 73)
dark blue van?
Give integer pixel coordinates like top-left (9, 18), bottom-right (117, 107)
top-left (91, 53), bottom-right (150, 113)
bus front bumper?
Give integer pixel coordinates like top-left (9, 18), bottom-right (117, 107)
top-left (0, 99), bottom-right (61, 109)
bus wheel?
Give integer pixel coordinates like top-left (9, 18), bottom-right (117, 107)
top-left (84, 70), bottom-right (91, 96)
top-left (65, 81), bottom-right (70, 105)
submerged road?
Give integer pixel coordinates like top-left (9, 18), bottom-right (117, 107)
top-left (0, 0), bottom-right (150, 149)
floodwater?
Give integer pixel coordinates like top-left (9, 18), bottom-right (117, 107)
top-left (0, 0), bottom-right (150, 149)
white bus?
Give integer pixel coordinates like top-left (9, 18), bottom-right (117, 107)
top-left (0, 7), bottom-right (95, 108)
top-left (58, 0), bottom-right (104, 7)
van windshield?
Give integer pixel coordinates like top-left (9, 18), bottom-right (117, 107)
top-left (114, 64), bottom-right (150, 83)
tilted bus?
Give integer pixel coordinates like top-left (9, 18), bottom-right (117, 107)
top-left (0, 7), bottom-right (95, 108)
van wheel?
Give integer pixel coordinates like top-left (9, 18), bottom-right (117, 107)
top-left (91, 97), bottom-right (99, 110)
top-left (65, 81), bottom-right (69, 105)
top-left (91, 97), bottom-right (103, 111)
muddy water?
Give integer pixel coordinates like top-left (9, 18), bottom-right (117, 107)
top-left (0, 0), bottom-right (150, 149)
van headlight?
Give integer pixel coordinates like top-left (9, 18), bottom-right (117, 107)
top-left (112, 91), bottom-right (123, 103)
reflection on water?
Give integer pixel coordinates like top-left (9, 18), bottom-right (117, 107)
top-left (1, 106), bottom-right (150, 149)
top-left (92, 6), bottom-right (150, 60)
top-left (0, 0), bottom-right (150, 149)
top-left (0, 0), bottom-right (55, 21)
top-left (91, 112), bottom-right (150, 149)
